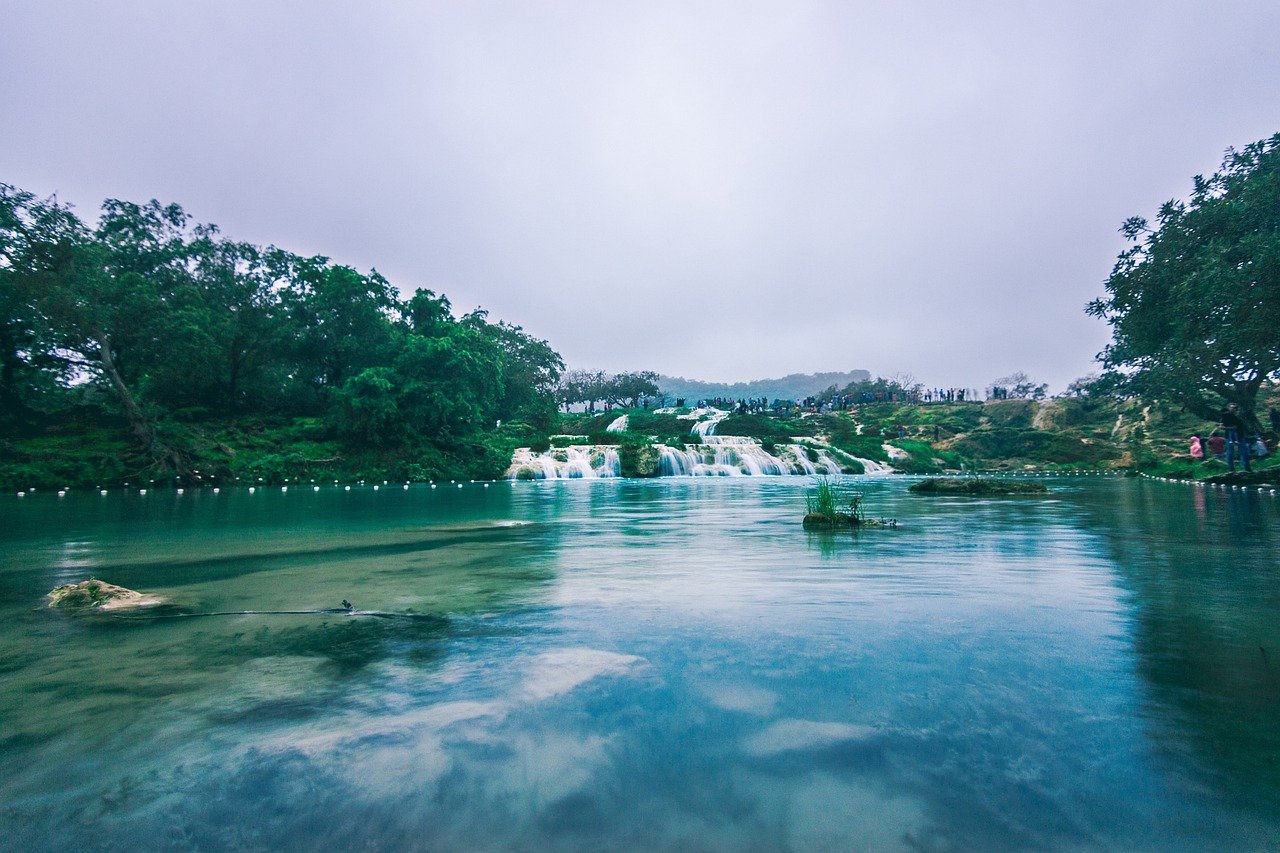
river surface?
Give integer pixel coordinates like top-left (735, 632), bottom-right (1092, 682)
top-left (2, 476), bottom-right (1279, 850)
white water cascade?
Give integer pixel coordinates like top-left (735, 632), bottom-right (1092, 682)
top-left (791, 443), bottom-right (843, 476)
top-left (656, 437), bottom-right (844, 477)
top-left (606, 415), bottom-right (629, 433)
top-left (506, 446), bottom-right (622, 479)
top-left (682, 408), bottom-right (730, 439)
top-left (851, 456), bottom-right (893, 475)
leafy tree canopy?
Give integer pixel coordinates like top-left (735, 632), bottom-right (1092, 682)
top-left (1087, 133), bottom-right (1280, 427)
top-left (0, 184), bottom-right (565, 468)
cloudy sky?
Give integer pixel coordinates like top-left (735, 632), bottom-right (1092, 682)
top-left (4, 2), bottom-right (1278, 392)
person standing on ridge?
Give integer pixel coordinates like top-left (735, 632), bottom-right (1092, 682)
top-left (1219, 403), bottom-right (1251, 473)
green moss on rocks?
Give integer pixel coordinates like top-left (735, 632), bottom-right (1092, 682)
top-left (619, 443), bottom-right (662, 478)
top-left (46, 579), bottom-right (166, 611)
top-left (908, 478), bottom-right (1049, 495)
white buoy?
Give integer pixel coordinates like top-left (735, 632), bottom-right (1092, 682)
top-left (140, 489), bottom-right (147, 495)
top-left (281, 486), bottom-right (288, 492)
top-left (57, 490), bottom-right (66, 497)
top-left (177, 488), bottom-right (184, 494)
top-left (248, 487), bottom-right (255, 494)
top-left (100, 490), bottom-right (108, 496)
top-left (213, 488), bottom-right (220, 494)
top-left (345, 485), bottom-right (351, 491)
top-left (313, 485), bottom-right (320, 492)
top-left (403, 484), bottom-right (409, 490)
top-left (431, 484), bottom-right (437, 489)
top-left (373, 485), bottom-right (379, 491)
top-left (457, 483), bottom-right (463, 488)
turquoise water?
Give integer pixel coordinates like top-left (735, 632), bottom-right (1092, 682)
top-left (2, 476), bottom-right (1279, 850)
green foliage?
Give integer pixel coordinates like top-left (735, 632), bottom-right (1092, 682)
top-left (823, 430), bottom-right (890, 462)
top-left (803, 477), bottom-right (866, 526)
top-left (618, 442), bottom-right (662, 478)
top-left (983, 400), bottom-right (1036, 429)
top-left (557, 370), bottom-right (659, 411)
top-left (951, 428), bottom-right (1120, 465)
top-left (0, 183), bottom-right (566, 482)
top-left (1087, 133), bottom-right (1280, 428)
top-left (717, 413), bottom-right (815, 440)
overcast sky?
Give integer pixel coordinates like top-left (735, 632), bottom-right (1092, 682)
top-left (4, 2), bottom-right (1278, 392)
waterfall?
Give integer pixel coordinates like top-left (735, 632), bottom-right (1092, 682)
top-left (597, 448), bottom-right (621, 477)
top-left (789, 444), bottom-right (817, 475)
top-left (658, 445), bottom-right (708, 476)
top-left (506, 445), bottom-right (621, 479)
top-left (657, 437), bottom-right (792, 476)
top-left (850, 456), bottom-right (893, 475)
top-left (687, 408), bottom-right (730, 438)
top-left (606, 415), bottom-right (628, 433)
top-left (510, 438), bottom-right (882, 479)
top-left (813, 449), bottom-right (843, 475)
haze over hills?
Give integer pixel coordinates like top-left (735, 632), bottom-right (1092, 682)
top-left (657, 370), bottom-right (872, 403)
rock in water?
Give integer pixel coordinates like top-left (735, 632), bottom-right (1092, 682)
top-left (46, 579), bottom-right (166, 611)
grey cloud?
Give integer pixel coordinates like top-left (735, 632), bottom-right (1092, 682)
top-left (4, 1), bottom-right (1278, 391)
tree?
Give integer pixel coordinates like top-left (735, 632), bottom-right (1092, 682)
top-left (13, 196), bottom-right (191, 456)
top-left (283, 259), bottom-right (398, 403)
top-left (0, 185), bottom-right (78, 424)
top-left (479, 320), bottom-right (564, 428)
top-left (1063, 374), bottom-right (1100, 398)
top-left (1087, 133), bottom-right (1280, 428)
top-left (612, 370), bottom-right (660, 408)
top-left (990, 371), bottom-right (1048, 400)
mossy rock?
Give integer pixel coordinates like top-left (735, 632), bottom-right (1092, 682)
top-left (46, 579), bottom-right (166, 611)
top-left (802, 513), bottom-right (898, 529)
top-left (908, 478), bottom-right (1048, 495)
top-left (619, 443), bottom-right (662, 478)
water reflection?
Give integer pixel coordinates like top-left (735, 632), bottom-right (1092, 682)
top-left (2, 479), bottom-right (1280, 848)
top-left (1079, 480), bottom-right (1280, 814)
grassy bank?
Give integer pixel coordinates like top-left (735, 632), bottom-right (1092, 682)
top-left (7, 392), bottom-right (1278, 490)
top-left (0, 413), bottom-right (536, 490)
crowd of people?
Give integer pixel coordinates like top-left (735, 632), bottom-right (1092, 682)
top-left (666, 385), bottom-right (1035, 414)
top-left (1188, 405), bottom-right (1280, 473)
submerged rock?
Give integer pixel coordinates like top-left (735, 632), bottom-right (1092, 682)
top-left (46, 579), bottom-right (166, 611)
top-left (802, 513), bottom-right (897, 529)
top-left (908, 477), bottom-right (1048, 495)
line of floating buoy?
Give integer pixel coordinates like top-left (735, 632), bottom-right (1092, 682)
top-left (15, 478), bottom-right (516, 498)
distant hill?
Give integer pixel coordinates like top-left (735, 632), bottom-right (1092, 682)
top-left (657, 370), bottom-right (871, 403)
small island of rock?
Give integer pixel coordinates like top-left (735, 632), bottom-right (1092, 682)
top-left (46, 579), bottom-right (166, 611)
top-left (908, 478), bottom-right (1049, 495)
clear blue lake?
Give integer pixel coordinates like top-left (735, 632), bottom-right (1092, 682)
top-left (2, 475), bottom-right (1278, 850)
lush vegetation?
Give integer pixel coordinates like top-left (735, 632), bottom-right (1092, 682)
top-left (556, 369), bottom-right (659, 411)
top-left (802, 477), bottom-right (865, 527)
top-left (1088, 133), bottom-right (1280, 432)
top-left (1, 185), bottom-right (564, 487)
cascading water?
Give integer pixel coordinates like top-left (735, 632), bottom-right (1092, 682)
top-left (506, 446), bottom-right (622, 479)
top-left (606, 415), bottom-right (628, 433)
top-left (655, 436), bottom-right (832, 477)
top-left (509, 432), bottom-right (891, 479)
top-left (685, 408), bottom-right (730, 438)
top-left (850, 456), bottom-right (893, 475)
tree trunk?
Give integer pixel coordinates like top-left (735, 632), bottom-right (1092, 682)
top-left (94, 328), bottom-right (155, 451)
